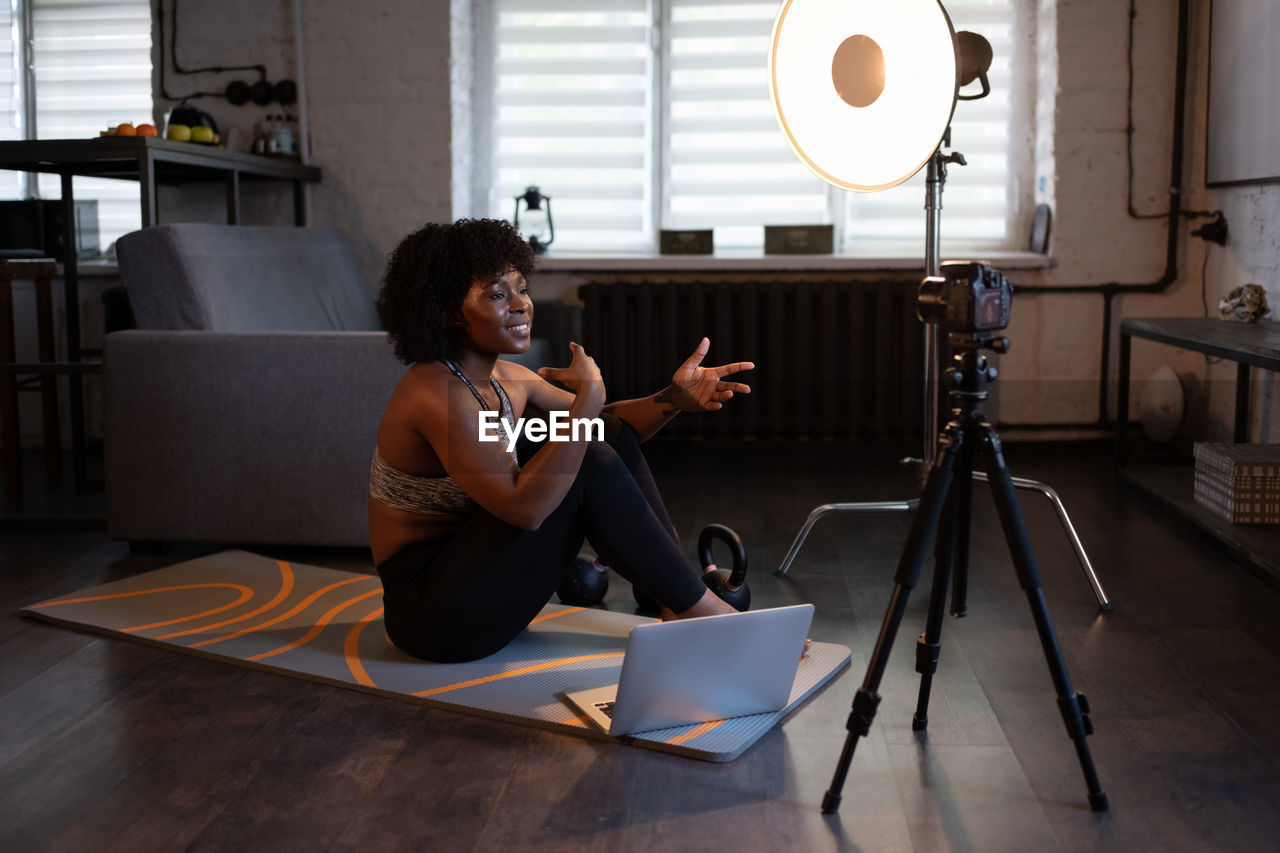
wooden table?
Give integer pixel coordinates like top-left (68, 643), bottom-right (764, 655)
top-left (1116, 317), bottom-right (1280, 463)
top-left (1116, 316), bottom-right (1280, 588)
top-left (0, 138), bottom-right (322, 486)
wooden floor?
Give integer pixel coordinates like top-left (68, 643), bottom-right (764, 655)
top-left (4, 441), bottom-right (1280, 852)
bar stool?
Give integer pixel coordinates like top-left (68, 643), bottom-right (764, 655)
top-left (0, 259), bottom-right (61, 507)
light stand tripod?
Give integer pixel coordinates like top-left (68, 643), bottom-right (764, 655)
top-left (774, 131), bottom-right (1112, 614)
top-left (820, 323), bottom-right (1108, 815)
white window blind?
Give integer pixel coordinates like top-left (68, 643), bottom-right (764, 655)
top-left (841, 0), bottom-right (1019, 254)
top-left (485, 0), bottom-right (1027, 255)
top-left (665, 0), bottom-right (829, 249)
top-left (489, 0), bottom-right (653, 252)
top-left (32, 0), bottom-right (153, 252)
top-left (0, 1), bottom-right (24, 201)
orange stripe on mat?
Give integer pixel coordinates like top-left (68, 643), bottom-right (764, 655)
top-left (156, 560), bottom-right (296, 640)
top-left (30, 583), bottom-right (255, 634)
top-left (666, 719), bottom-right (725, 745)
top-left (247, 588), bottom-right (384, 662)
top-left (529, 607), bottom-right (583, 624)
top-left (345, 606), bottom-right (385, 687)
top-left (30, 583), bottom-right (252, 610)
top-left (189, 574), bottom-right (376, 649)
top-left (414, 652), bottom-right (625, 698)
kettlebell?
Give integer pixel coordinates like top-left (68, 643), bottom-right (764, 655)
top-left (632, 523), bottom-right (751, 613)
top-left (556, 555), bottom-right (609, 607)
top-left (698, 523), bottom-right (750, 611)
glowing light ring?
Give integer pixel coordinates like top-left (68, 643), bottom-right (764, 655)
top-left (768, 0), bottom-right (959, 192)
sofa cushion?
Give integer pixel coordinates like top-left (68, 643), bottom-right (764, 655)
top-left (117, 223), bottom-right (382, 332)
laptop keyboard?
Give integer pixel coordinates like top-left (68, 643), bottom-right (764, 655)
top-left (594, 700), bottom-right (616, 719)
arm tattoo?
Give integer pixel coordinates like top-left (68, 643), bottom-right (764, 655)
top-left (652, 386), bottom-right (680, 416)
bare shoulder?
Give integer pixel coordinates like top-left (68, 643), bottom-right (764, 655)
top-left (373, 364), bottom-right (445, 473)
top-left (383, 362), bottom-right (458, 431)
top-left (388, 362), bottom-right (447, 407)
top-left (494, 359), bottom-right (541, 411)
top-left (494, 359), bottom-right (539, 383)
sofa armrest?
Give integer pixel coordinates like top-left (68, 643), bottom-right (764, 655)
top-left (105, 330), bottom-right (405, 547)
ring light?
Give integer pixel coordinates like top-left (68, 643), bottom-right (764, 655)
top-left (767, 0), bottom-right (959, 192)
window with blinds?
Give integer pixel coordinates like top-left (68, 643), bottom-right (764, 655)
top-left (840, 0), bottom-right (1022, 255)
top-left (489, 0), bottom-right (654, 252)
top-left (665, 0), bottom-right (829, 249)
top-left (485, 0), bottom-right (1028, 255)
top-left (31, 0), bottom-right (154, 252)
top-left (0, 2), bottom-right (22, 201)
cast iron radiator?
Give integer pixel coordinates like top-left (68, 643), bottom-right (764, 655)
top-left (578, 279), bottom-right (924, 441)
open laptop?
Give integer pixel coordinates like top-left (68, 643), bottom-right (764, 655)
top-left (565, 603), bottom-right (814, 736)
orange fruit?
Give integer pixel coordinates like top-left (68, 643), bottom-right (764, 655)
top-left (115, 122), bottom-right (137, 136)
top-left (136, 123), bottom-right (157, 137)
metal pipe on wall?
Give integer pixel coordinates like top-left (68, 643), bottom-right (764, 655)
top-left (1015, 0), bottom-right (1192, 430)
top-left (291, 0), bottom-right (311, 227)
top-left (292, 0), bottom-right (310, 165)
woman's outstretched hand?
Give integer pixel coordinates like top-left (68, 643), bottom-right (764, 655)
top-left (536, 342), bottom-right (606, 415)
top-left (666, 337), bottom-right (753, 412)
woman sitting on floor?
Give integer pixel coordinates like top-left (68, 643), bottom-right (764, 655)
top-left (369, 218), bottom-right (754, 663)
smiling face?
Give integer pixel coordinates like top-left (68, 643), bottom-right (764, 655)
top-left (456, 267), bottom-right (533, 357)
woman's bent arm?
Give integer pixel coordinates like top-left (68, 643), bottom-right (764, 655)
top-left (595, 338), bottom-right (754, 441)
top-left (418, 346), bottom-right (605, 530)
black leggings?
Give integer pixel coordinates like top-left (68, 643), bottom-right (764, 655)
top-left (377, 414), bottom-right (707, 662)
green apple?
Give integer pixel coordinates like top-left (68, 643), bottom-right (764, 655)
top-left (166, 123), bottom-right (191, 142)
top-left (191, 126), bottom-right (214, 144)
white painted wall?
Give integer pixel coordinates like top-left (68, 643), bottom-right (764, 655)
top-left (141, 0), bottom-right (1276, 441)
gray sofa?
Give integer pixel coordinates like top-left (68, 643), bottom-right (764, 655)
top-left (106, 223), bottom-right (574, 548)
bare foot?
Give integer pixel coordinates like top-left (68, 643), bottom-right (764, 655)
top-left (664, 596), bottom-right (812, 661)
top-left (673, 587), bottom-right (738, 620)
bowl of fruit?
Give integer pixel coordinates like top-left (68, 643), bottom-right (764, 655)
top-left (165, 105), bottom-right (220, 145)
top-left (100, 122), bottom-right (158, 138)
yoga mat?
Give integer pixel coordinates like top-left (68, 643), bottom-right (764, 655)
top-left (22, 550), bottom-right (850, 761)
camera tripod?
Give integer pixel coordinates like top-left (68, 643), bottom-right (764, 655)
top-left (774, 138), bottom-right (1111, 615)
top-left (822, 336), bottom-right (1108, 815)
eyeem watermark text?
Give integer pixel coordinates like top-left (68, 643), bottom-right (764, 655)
top-left (478, 411), bottom-right (604, 452)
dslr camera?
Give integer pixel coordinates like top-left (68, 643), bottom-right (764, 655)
top-left (917, 260), bottom-right (1013, 343)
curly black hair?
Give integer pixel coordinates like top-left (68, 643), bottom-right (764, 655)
top-left (378, 218), bottom-right (536, 365)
